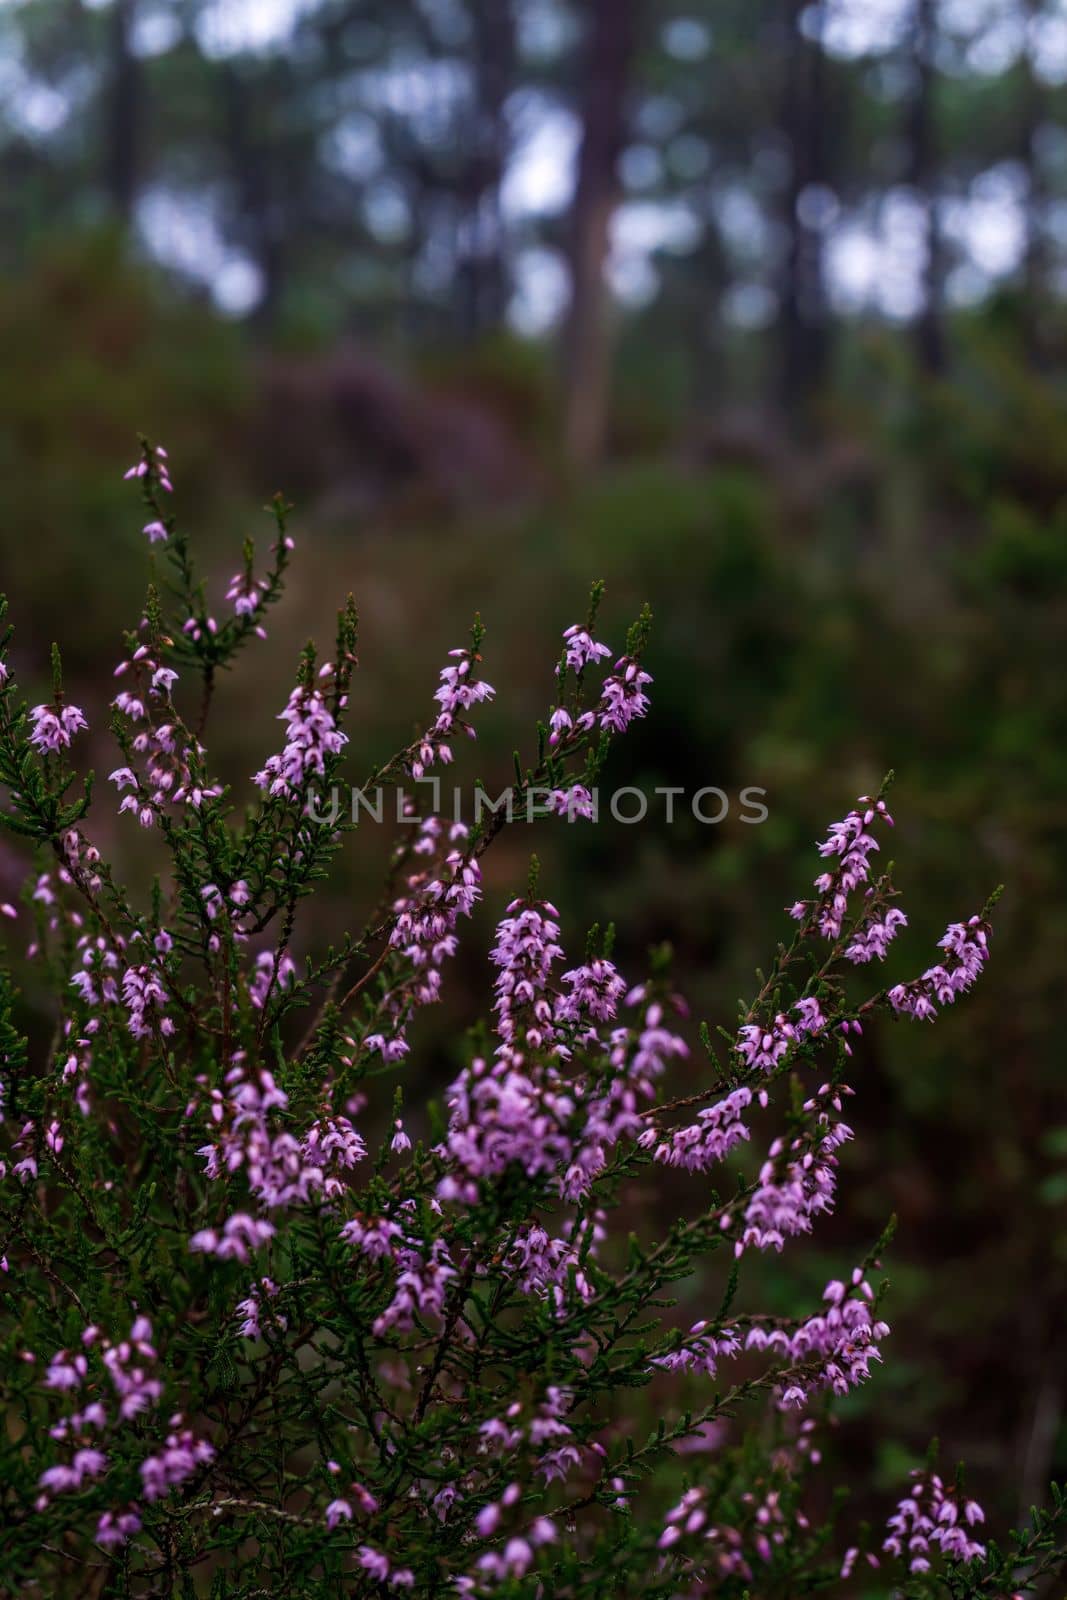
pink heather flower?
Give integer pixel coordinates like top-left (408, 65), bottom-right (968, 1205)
top-left (189, 1212), bottom-right (276, 1264)
top-left (652, 1323), bottom-right (743, 1377)
top-left (248, 949), bottom-right (297, 1010)
top-left (807, 795), bottom-right (893, 938)
top-left (476, 1502), bottom-right (501, 1537)
top-left (44, 1350), bottom-right (88, 1391)
top-left (325, 1498), bottom-right (353, 1529)
top-left (889, 914), bottom-right (990, 1021)
top-left (39, 1448), bottom-right (107, 1495)
top-left (253, 684), bottom-right (347, 798)
top-left (372, 817), bottom-right (482, 1059)
top-left (748, 1268), bottom-right (890, 1407)
top-left (29, 703), bottom-right (88, 755)
top-left (121, 964), bottom-right (172, 1040)
top-left (646, 1086), bottom-right (753, 1174)
top-left (560, 624), bottom-right (612, 674)
top-left (846, 906), bottom-right (908, 963)
top-left (547, 706), bottom-right (573, 747)
top-left (490, 899), bottom-right (564, 1053)
top-left (358, 1546), bottom-right (390, 1582)
top-left (732, 994), bottom-right (825, 1078)
top-left (411, 647), bottom-right (495, 777)
top-left (884, 1471), bottom-right (987, 1571)
top-left (547, 784), bottom-right (597, 820)
top-left (391, 1121), bottom-right (411, 1154)
top-left (103, 1317), bottom-right (162, 1420)
top-left (736, 1021), bottom-right (791, 1073)
top-left (96, 1508), bottom-right (142, 1548)
top-left (792, 995), bottom-right (825, 1035)
top-left (109, 648), bottom-right (219, 817)
top-left (555, 957), bottom-right (626, 1028)
top-left (226, 567), bottom-right (269, 623)
top-left (370, 1236), bottom-right (457, 1336)
top-left (235, 1277), bottom-right (285, 1340)
top-left (598, 656), bottom-right (652, 734)
top-left (195, 1064), bottom-right (364, 1211)
top-left (142, 520), bottom-right (168, 544)
top-left (124, 443), bottom-right (172, 492)
top-left (140, 1426), bottom-right (214, 1501)
top-left (732, 1082), bottom-right (854, 1256)
top-left (339, 1217), bottom-right (403, 1259)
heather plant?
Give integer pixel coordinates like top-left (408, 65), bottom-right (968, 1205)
top-left (1, 444), bottom-right (1065, 1600)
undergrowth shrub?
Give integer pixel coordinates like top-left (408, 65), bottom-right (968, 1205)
top-left (1, 441), bottom-right (1064, 1598)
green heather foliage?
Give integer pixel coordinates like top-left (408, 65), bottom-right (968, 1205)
top-left (1, 446), bottom-right (1065, 1599)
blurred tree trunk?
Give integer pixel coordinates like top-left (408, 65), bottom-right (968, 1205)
top-left (779, 0), bottom-right (830, 418)
top-left (220, 64), bottom-right (284, 329)
top-left (562, 0), bottom-right (639, 470)
top-left (1019, 0), bottom-right (1047, 366)
top-left (106, 0), bottom-right (140, 222)
top-left (457, 1), bottom-right (516, 339)
top-left (909, 0), bottom-right (946, 375)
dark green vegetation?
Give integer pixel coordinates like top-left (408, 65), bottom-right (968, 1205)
top-left (1, 0), bottom-right (1066, 1578)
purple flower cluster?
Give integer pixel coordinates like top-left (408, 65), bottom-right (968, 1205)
top-left (560, 990), bottom-right (681, 1197)
top-left (555, 956), bottom-right (627, 1037)
top-left (226, 567), bottom-right (269, 626)
top-left (440, 912), bottom-right (680, 1212)
top-left (28, 702), bottom-right (87, 756)
top-left (2, 511), bottom-right (1015, 1595)
top-left (545, 782), bottom-right (597, 818)
top-left (478, 1385), bottom-right (581, 1486)
top-left (102, 1316), bottom-right (164, 1419)
top-left (560, 624), bottom-right (612, 674)
top-left (188, 1212), bottom-right (276, 1264)
top-left (655, 1480), bottom-right (804, 1581)
top-left (124, 442), bottom-right (172, 494)
top-left (598, 655), bottom-right (653, 735)
top-left (549, 623), bottom-right (653, 748)
top-left (764, 1269), bottom-right (889, 1407)
top-left (889, 914), bottom-right (990, 1020)
top-left (502, 1223), bottom-right (593, 1310)
top-left (460, 1512), bottom-right (557, 1592)
top-left (235, 1275), bottom-right (285, 1339)
top-left (490, 899), bottom-right (564, 1055)
top-left (411, 646), bottom-right (495, 777)
top-left (140, 1422), bottom-right (214, 1501)
top-left (884, 1470), bottom-right (986, 1571)
top-left (355, 1546), bottom-right (414, 1588)
top-left (652, 1324), bottom-right (743, 1377)
top-left (736, 994), bottom-right (826, 1074)
top-left (341, 1211), bottom-right (457, 1336)
top-left (846, 906), bottom-right (908, 963)
top-left (248, 947), bottom-right (296, 1010)
top-left (792, 794), bottom-right (892, 939)
top-left (439, 1051), bottom-right (575, 1201)
top-left (253, 679), bottom-right (348, 799)
top-left (367, 817), bottom-right (482, 1062)
top-left (35, 1315), bottom-right (212, 1547)
top-left (110, 642), bottom-right (219, 822)
top-left (194, 1064), bottom-right (366, 1217)
top-left (653, 1269), bottom-right (887, 1411)
top-left (732, 1082), bottom-right (854, 1256)
top-left (644, 1085), bottom-right (755, 1174)
top-left (121, 963), bottom-right (172, 1040)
